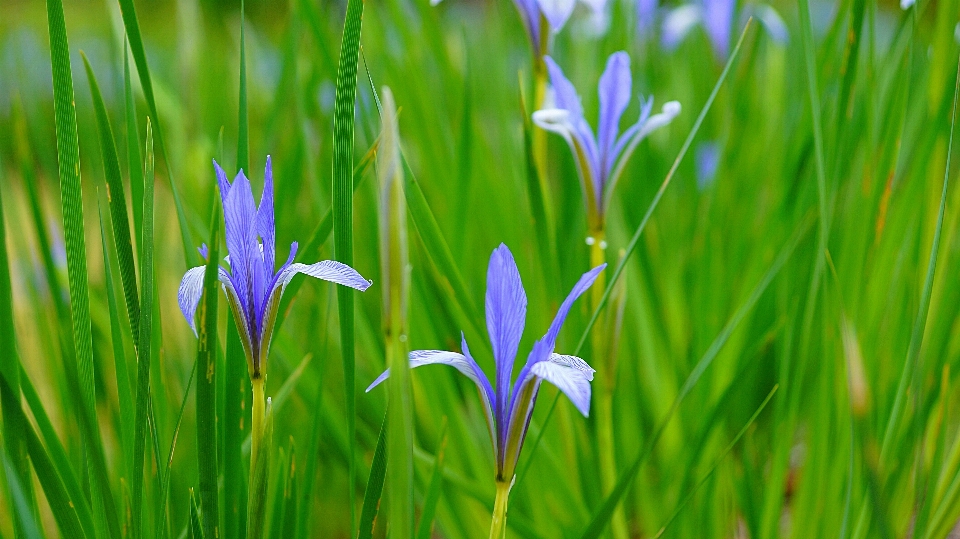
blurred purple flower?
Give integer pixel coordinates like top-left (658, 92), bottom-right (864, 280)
top-left (178, 157), bottom-right (371, 378)
top-left (367, 244), bottom-right (605, 480)
top-left (636, 0), bottom-right (660, 39)
top-left (533, 51), bottom-right (681, 219)
top-left (662, 0), bottom-right (788, 60)
top-left (695, 141), bottom-right (721, 190)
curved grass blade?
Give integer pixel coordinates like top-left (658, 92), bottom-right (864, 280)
top-left (98, 197), bottom-right (136, 485)
top-left (400, 154), bottom-right (487, 349)
top-left (190, 489), bottom-right (205, 539)
top-left (44, 1), bottom-right (122, 536)
top-left (332, 0), bottom-right (365, 531)
top-left (196, 201), bottom-right (222, 539)
top-left (0, 153), bottom-right (36, 539)
top-left (82, 52), bottom-right (141, 340)
top-left (879, 56), bottom-right (960, 465)
top-left (358, 413), bottom-right (388, 539)
top-left (117, 0), bottom-right (194, 264)
top-left (132, 118), bottom-right (156, 539)
top-left (155, 360), bottom-right (198, 539)
top-left (415, 418), bottom-right (448, 539)
top-left (2, 451), bottom-right (43, 539)
top-left (124, 41), bottom-right (144, 247)
top-left (577, 217), bottom-right (810, 539)
top-left (19, 369), bottom-right (97, 538)
top-left (653, 385), bottom-right (779, 538)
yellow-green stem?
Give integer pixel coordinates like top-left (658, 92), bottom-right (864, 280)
top-left (250, 377), bottom-right (265, 482)
top-left (489, 480), bottom-right (512, 539)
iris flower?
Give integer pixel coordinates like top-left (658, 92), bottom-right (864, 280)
top-left (533, 51), bottom-right (681, 227)
top-left (431, 0), bottom-right (597, 56)
top-left (662, 0), bottom-right (788, 60)
top-left (367, 244), bottom-right (604, 483)
top-left (178, 156), bottom-right (372, 380)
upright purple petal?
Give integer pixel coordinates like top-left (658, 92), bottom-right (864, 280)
top-left (513, 0), bottom-right (543, 54)
top-left (696, 141), bottom-right (721, 190)
top-left (258, 156), bottom-right (276, 278)
top-left (637, 0), bottom-right (659, 38)
top-left (214, 159), bottom-right (231, 207)
top-left (485, 244), bottom-right (527, 431)
top-left (223, 170), bottom-right (259, 327)
top-left (597, 52), bottom-right (632, 186)
top-left (537, 0), bottom-right (576, 31)
top-left (703, 0), bottom-right (735, 59)
top-left (544, 56), bottom-right (583, 122)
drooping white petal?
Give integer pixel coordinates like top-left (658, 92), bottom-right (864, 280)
top-left (530, 354), bottom-right (594, 416)
top-left (177, 266), bottom-right (206, 334)
top-left (537, 0), bottom-right (576, 31)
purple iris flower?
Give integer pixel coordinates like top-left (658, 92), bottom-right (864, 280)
top-left (533, 51), bottom-right (681, 220)
top-left (367, 244), bottom-right (605, 481)
top-left (178, 157), bottom-right (372, 379)
top-left (662, 0), bottom-right (788, 60)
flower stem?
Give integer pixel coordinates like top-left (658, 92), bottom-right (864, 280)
top-left (250, 377), bottom-right (265, 482)
top-left (488, 480), bottom-right (512, 539)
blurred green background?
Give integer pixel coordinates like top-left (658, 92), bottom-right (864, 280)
top-left (2, 0), bottom-right (960, 536)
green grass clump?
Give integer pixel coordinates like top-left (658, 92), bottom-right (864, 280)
top-left (1, 0), bottom-right (960, 537)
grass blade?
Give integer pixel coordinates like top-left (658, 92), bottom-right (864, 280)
top-left (415, 418), bottom-right (448, 539)
top-left (196, 200), bottom-right (223, 539)
top-left (880, 55), bottom-right (960, 462)
top-left (653, 385), bottom-right (779, 538)
top-left (358, 413), bottom-right (388, 539)
top-left (81, 51), bottom-right (141, 340)
top-left (190, 490), bottom-right (205, 539)
top-left (0, 154), bottom-right (37, 538)
top-left (117, 0), bottom-right (194, 264)
top-left (97, 196), bottom-right (136, 487)
top-left (332, 0), bottom-right (365, 531)
top-left (577, 217), bottom-right (810, 538)
top-left (155, 360), bottom-right (198, 539)
top-left (44, 0), bottom-right (121, 535)
top-left (124, 40), bottom-right (144, 247)
top-left (132, 118), bottom-right (157, 539)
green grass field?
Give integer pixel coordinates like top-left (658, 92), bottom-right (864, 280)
top-left (1, 0), bottom-right (960, 537)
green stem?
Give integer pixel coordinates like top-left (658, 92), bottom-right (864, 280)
top-left (489, 480), bottom-right (512, 539)
top-left (250, 377), bottom-right (265, 487)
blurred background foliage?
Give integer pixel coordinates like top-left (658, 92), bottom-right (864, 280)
top-left (2, 0), bottom-right (960, 536)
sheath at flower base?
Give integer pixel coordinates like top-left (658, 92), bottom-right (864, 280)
top-left (177, 156), bottom-right (372, 481)
top-left (367, 243), bottom-right (605, 538)
top-left (533, 51), bottom-right (681, 243)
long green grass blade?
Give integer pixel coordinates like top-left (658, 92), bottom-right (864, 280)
top-left (880, 56), bottom-right (960, 462)
top-left (132, 118), bottom-right (156, 539)
top-left (578, 218), bottom-right (809, 538)
top-left (19, 369), bottom-right (97, 539)
top-left (124, 41), bottom-right (144, 247)
top-left (1, 452), bottom-right (42, 539)
top-left (116, 0), bottom-right (194, 264)
top-left (653, 385), bottom-right (779, 538)
top-left (82, 52), bottom-right (141, 341)
top-left (44, 1), bottom-right (121, 536)
top-left (156, 361), bottom-right (197, 539)
top-left (415, 418), bottom-right (448, 539)
top-left (97, 198), bottom-right (136, 487)
top-left (0, 155), bottom-right (36, 539)
top-left (332, 0), bottom-right (364, 531)
top-left (358, 413), bottom-right (388, 539)
top-left (196, 200), bottom-right (222, 539)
